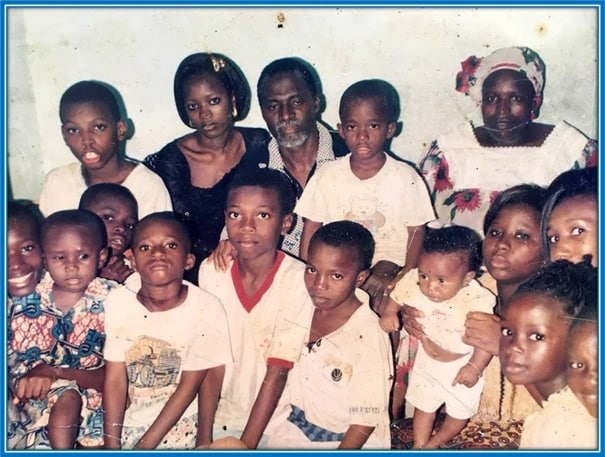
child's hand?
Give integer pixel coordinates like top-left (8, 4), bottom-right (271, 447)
top-left (462, 311), bottom-right (501, 356)
top-left (209, 436), bottom-right (248, 449)
top-left (14, 364), bottom-right (57, 402)
top-left (101, 255), bottom-right (133, 283)
top-left (452, 363), bottom-right (482, 388)
top-left (207, 239), bottom-right (237, 272)
top-left (379, 311), bottom-right (401, 333)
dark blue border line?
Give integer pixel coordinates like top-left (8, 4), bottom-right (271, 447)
top-left (0, 2), bottom-right (602, 456)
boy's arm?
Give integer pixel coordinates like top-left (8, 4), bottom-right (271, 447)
top-left (338, 424), bottom-right (376, 449)
top-left (378, 298), bottom-right (402, 333)
top-left (452, 348), bottom-right (492, 388)
top-left (13, 363), bottom-right (104, 401)
top-left (135, 369), bottom-right (205, 449)
top-left (239, 364), bottom-right (290, 449)
top-left (299, 219), bottom-right (323, 261)
top-left (103, 361), bottom-right (128, 449)
top-left (403, 224), bottom-right (426, 271)
top-left (196, 364), bottom-right (225, 447)
top-left (362, 260), bottom-right (402, 310)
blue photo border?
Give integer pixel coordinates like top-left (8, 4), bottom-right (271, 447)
top-left (0, 1), bottom-right (602, 456)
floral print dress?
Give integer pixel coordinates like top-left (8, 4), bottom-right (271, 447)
top-left (419, 121), bottom-right (597, 235)
top-left (7, 273), bottom-right (117, 449)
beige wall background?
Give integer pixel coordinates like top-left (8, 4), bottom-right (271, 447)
top-left (7, 7), bottom-right (598, 200)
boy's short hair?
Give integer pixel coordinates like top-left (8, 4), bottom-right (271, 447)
top-left (78, 183), bottom-right (139, 216)
top-left (59, 80), bottom-right (121, 123)
top-left (423, 226), bottom-right (483, 276)
top-left (41, 209), bottom-right (107, 251)
top-left (515, 258), bottom-right (597, 318)
top-left (338, 79), bottom-right (401, 123)
top-left (310, 220), bottom-right (375, 271)
top-left (227, 168), bottom-right (296, 216)
top-left (257, 56), bottom-right (322, 99)
top-left (133, 211), bottom-right (192, 253)
top-left (483, 183), bottom-right (547, 236)
top-left (540, 167), bottom-right (598, 255)
top-left (8, 200), bottom-right (44, 238)
top-left (173, 52), bottom-right (251, 125)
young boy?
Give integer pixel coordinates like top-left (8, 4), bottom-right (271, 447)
top-left (381, 226), bottom-right (495, 449)
top-left (296, 79), bottom-right (435, 307)
top-left (79, 183), bottom-right (138, 283)
top-left (102, 212), bottom-right (231, 449)
top-left (267, 221), bottom-right (393, 449)
top-left (197, 168), bottom-right (313, 449)
top-left (9, 209), bottom-right (116, 449)
top-left (38, 80), bottom-right (172, 218)
top-left (7, 201), bottom-right (45, 449)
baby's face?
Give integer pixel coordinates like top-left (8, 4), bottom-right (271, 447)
top-left (416, 251), bottom-right (472, 303)
top-left (546, 195), bottom-right (597, 267)
top-left (568, 320), bottom-right (598, 417)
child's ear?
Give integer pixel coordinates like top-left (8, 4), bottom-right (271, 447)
top-left (281, 214), bottom-right (294, 236)
top-left (355, 269), bottom-right (371, 288)
top-left (116, 120), bottom-right (128, 141)
top-left (462, 271), bottom-right (475, 287)
top-left (97, 247), bottom-right (110, 271)
top-left (184, 253), bottom-right (196, 271)
top-left (337, 123), bottom-right (345, 139)
top-left (386, 122), bottom-right (397, 139)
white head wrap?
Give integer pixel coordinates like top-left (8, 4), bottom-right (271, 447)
top-left (456, 46), bottom-right (546, 111)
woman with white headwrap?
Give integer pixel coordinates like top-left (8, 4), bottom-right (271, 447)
top-left (419, 46), bottom-right (597, 234)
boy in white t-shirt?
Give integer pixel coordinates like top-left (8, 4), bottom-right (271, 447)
top-left (296, 79), bottom-right (435, 309)
top-left (103, 212), bottom-right (231, 449)
top-left (268, 221), bottom-right (393, 449)
top-left (39, 80), bottom-right (172, 219)
top-left (198, 168), bottom-right (312, 449)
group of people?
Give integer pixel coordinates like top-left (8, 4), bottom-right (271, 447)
top-left (6, 45), bottom-right (598, 450)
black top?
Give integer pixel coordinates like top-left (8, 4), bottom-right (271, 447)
top-left (144, 126), bottom-right (271, 283)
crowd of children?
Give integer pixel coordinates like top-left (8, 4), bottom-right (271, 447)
top-left (6, 50), bottom-right (599, 450)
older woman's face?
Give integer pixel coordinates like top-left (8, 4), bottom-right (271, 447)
top-left (481, 69), bottom-right (535, 146)
top-left (182, 73), bottom-right (234, 137)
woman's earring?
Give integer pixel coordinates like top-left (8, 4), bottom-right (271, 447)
top-left (530, 109), bottom-right (536, 120)
top-left (232, 105), bottom-right (238, 119)
top-left (189, 119), bottom-right (194, 128)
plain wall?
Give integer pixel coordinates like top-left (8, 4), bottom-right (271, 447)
top-left (7, 6), bottom-right (598, 200)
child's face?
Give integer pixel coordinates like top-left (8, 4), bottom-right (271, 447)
top-left (338, 98), bottom-right (395, 161)
top-left (183, 73), bottom-right (233, 137)
top-left (483, 203), bottom-right (544, 285)
top-left (258, 71), bottom-right (320, 149)
top-left (7, 217), bottom-right (43, 297)
top-left (84, 197), bottom-right (137, 256)
top-left (225, 186), bottom-right (292, 261)
top-left (131, 220), bottom-right (195, 287)
top-left (568, 320), bottom-right (598, 417)
top-left (546, 195), bottom-right (597, 267)
top-left (417, 251), bottom-right (474, 303)
top-left (61, 101), bottom-right (126, 171)
top-left (42, 225), bottom-right (107, 295)
top-left (500, 292), bottom-right (570, 389)
top-left (304, 241), bottom-right (368, 311)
